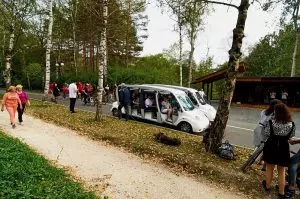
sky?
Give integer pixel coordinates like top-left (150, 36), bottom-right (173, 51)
top-left (141, 0), bottom-right (283, 67)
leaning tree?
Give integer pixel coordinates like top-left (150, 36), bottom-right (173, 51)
top-left (198, 0), bottom-right (250, 153)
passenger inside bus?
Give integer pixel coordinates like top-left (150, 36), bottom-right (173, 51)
top-left (132, 92), bottom-right (141, 115)
top-left (161, 96), bottom-right (173, 122)
top-left (145, 95), bottom-right (155, 108)
top-left (145, 94), bottom-right (157, 118)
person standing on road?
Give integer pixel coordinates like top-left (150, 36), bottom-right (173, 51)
top-left (62, 83), bottom-right (68, 100)
top-left (69, 82), bottom-right (78, 113)
top-left (1, 86), bottom-right (22, 128)
top-left (117, 83), bottom-right (130, 120)
top-left (16, 85), bottom-right (30, 125)
top-left (262, 103), bottom-right (295, 198)
top-left (52, 83), bottom-right (60, 103)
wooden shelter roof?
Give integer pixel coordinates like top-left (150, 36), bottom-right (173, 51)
top-left (192, 70), bottom-right (300, 84)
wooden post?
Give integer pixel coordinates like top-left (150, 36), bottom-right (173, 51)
top-left (210, 82), bottom-right (213, 102)
top-left (206, 83), bottom-right (209, 101)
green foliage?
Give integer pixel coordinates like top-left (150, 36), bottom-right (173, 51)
top-left (54, 53), bottom-right (214, 89)
top-left (0, 132), bottom-right (97, 198)
top-left (24, 63), bottom-right (43, 89)
top-left (245, 25), bottom-right (296, 76)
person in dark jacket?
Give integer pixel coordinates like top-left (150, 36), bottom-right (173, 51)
top-left (118, 83), bottom-right (130, 120)
top-left (52, 83), bottom-right (60, 104)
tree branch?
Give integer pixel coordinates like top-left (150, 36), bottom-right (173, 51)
top-left (199, 0), bottom-right (239, 9)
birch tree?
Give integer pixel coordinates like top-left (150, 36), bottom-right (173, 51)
top-left (0, 0), bottom-right (36, 88)
top-left (289, 0), bottom-right (300, 76)
top-left (95, 0), bottom-right (108, 121)
top-left (4, 20), bottom-right (14, 88)
top-left (70, 0), bottom-right (78, 76)
top-left (160, 0), bottom-right (186, 86)
top-left (184, 0), bottom-right (206, 88)
top-left (43, 0), bottom-right (54, 99)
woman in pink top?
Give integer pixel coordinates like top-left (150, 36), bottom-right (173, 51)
top-left (1, 86), bottom-right (22, 128)
top-left (16, 84), bottom-right (30, 124)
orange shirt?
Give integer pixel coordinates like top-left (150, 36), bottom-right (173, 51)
top-left (3, 92), bottom-right (21, 107)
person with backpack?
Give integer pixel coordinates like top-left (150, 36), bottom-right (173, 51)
top-left (262, 103), bottom-right (295, 198)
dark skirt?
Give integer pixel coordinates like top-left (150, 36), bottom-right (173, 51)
top-left (263, 137), bottom-right (290, 167)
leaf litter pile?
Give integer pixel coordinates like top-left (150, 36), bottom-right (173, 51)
top-left (26, 101), bottom-right (273, 199)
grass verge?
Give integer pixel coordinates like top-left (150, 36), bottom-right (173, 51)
top-left (0, 131), bottom-right (98, 198)
top-left (25, 100), bottom-right (267, 198)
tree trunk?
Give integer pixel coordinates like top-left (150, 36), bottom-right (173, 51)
top-left (27, 72), bottom-right (31, 90)
top-left (56, 44), bottom-right (61, 80)
top-left (83, 32), bottom-right (87, 71)
top-left (207, 0), bottom-right (250, 153)
top-left (125, 0), bottom-right (131, 68)
top-left (72, 0), bottom-right (78, 77)
top-left (291, 30), bottom-right (300, 77)
top-left (90, 33), bottom-right (95, 72)
top-left (188, 34), bottom-right (195, 88)
top-left (95, 0), bottom-right (108, 121)
top-left (178, 4), bottom-right (183, 87)
top-left (43, 0), bottom-right (53, 100)
top-left (4, 22), bottom-right (15, 88)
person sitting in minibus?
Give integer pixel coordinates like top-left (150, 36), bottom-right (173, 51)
top-left (145, 95), bottom-right (155, 109)
top-left (161, 96), bottom-right (173, 122)
top-left (132, 92), bottom-right (141, 115)
top-left (145, 95), bottom-right (157, 118)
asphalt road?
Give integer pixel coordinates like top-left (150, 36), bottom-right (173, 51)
top-left (2, 90), bottom-right (300, 150)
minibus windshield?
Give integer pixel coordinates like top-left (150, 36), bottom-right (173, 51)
top-left (176, 95), bottom-right (195, 111)
top-left (195, 92), bottom-right (207, 105)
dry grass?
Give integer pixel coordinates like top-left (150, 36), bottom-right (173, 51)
top-left (26, 100), bottom-right (270, 198)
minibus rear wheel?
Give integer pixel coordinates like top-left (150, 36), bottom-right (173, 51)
top-left (179, 122), bottom-right (192, 133)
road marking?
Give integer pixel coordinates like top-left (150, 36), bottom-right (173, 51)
top-left (227, 125), bottom-right (252, 131)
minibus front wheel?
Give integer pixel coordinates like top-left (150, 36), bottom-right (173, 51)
top-left (178, 122), bottom-right (192, 133)
top-left (112, 108), bottom-right (118, 117)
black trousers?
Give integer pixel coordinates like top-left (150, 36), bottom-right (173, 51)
top-left (70, 98), bottom-right (76, 112)
top-left (118, 102), bottom-right (129, 119)
top-left (17, 103), bottom-right (26, 123)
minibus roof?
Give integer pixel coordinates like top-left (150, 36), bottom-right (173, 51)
top-left (125, 84), bottom-right (186, 95)
top-left (143, 84), bottom-right (199, 93)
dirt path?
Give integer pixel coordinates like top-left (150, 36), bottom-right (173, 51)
top-left (0, 112), bottom-right (246, 199)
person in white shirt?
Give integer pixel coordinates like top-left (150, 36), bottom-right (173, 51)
top-left (69, 82), bottom-right (78, 113)
top-left (145, 96), bottom-right (154, 108)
